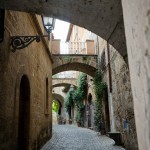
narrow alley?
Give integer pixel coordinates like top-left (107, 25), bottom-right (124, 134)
top-left (41, 125), bottom-right (125, 150)
top-left (0, 1), bottom-right (150, 150)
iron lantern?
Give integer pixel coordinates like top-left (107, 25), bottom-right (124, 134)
top-left (42, 16), bottom-right (55, 40)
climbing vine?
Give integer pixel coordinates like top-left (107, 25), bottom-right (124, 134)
top-left (94, 71), bottom-right (106, 131)
top-left (73, 73), bottom-right (87, 125)
top-left (64, 56), bottom-right (71, 63)
top-left (65, 90), bottom-right (74, 118)
top-left (64, 73), bottom-right (87, 125)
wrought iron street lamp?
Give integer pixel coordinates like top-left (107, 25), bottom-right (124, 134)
top-left (10, 16), bottom-right (55, 52)
top-left (42, 16), bottom-right (55, 40)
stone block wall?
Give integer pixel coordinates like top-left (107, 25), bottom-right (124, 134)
top-left (108, 46), bottom-right (138, 150)
top-left (122, 1), bottom-right (150, 149)
top-left (101, 44), bottom-right (138, 149)
top-left (0, 11), bottom-right (53, 150)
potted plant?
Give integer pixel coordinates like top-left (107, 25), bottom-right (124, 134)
top-left (75, 112), bottom-right (82, 127)
top-left (69, 119), bottom-right (72, 124)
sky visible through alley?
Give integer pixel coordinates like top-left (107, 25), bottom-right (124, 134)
top-left (53, 19), bottom-right (70, 54)
top-left (52, 19), bottom-right (77, 78)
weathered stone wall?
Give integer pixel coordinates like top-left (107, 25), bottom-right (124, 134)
top-left (0, 11), bottom-right (52, 150)
top-left (108, 46), bottom-right (138, 150)
top-left (88, 33), bottom-right (138, 149)
top-left (122, 1), bottom-right (150, 149)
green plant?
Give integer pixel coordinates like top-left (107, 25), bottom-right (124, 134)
top-left (64, 73), bottom-right (87, 125)
top-left (73, 73), bottom-right (87, 125)
top-left (64, 56), bottom-right (71, 63)
top-left (65, 91), bottom-right (74, 114)
top-left (94, 71), bottom-right (106, 131)
top-left (52, 99), bottom-right (59, 113)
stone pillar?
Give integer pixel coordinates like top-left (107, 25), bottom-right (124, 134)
top-left (51, 39), bottom-right (60, 54)
top-left (86, 40), bottom-right (95, 54)
top-left (122, 1), bottom-right (150, 149)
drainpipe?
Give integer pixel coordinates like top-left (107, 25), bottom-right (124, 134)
top-left (97, 36), bottom-right (100, 70)
top-left (107, 42), bottom-right (112, 93)
top-left (107, 42), bottom-right (115, 132)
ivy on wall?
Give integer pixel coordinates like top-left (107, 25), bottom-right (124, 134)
top-left (65, 91), bottom-right (74, 113)
top-left (65, 73), bottom-right (87, 125)
top-left (73, 73), bottom-right (87, 125)
top-left (94, 71), bottom-right (106, 131)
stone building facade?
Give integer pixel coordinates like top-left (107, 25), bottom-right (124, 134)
top-left (101, 43), bottom-right (138, 150)
top-left (0, 11), bottom-right (53, 150)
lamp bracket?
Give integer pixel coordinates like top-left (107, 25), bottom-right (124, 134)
top-left (10, 35), bottom-right (47, 52)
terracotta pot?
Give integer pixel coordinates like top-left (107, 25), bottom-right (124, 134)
top-left (77, 122), bottom-right (81, 127)
top-left (69, 120), bottom-right (72, 124)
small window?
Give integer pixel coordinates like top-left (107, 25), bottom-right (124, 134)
top-left (45, 77), bottom-right (49, 114)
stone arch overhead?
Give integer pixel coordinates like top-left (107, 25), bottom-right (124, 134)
top-left (52, 93), bottom-right (64, 106)
top-left (52, 78), bottom-right (77, 88)
top-left (53, 63), bottom-right (97, 77)
top-left (1, 0), bottom-right (127, 61)
top-left (53, 83), bottom-right (77, 88)
top-left (52, 54), bottom-right (97, 77)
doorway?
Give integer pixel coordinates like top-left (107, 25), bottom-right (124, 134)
top-left (103, 88), bottom-right (110, 133)
top-left (18, 75), bottom-right (30, 150)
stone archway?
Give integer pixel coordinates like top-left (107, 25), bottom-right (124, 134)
top-left (52, 54), bottom-right (97, 77)
top-left (53, 63), bottom-right (97, 77)
top-left (52, 78), bottom-right (77, 88)
top-left (52, 93), bottom-right (65, 124)
top-left (18, 75), bottom-right (30, 150)
top-left (52, 93), bottom-right (65, 116)
top-left (0, 0), bottom-right (127, 62)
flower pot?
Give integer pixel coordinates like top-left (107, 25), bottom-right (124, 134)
top-left (77, 122), bottom-right (81, 127)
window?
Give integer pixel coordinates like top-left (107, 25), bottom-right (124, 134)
top-left (45, 77), bottom-right (49, 114)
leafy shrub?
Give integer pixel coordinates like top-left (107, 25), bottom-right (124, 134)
top-left (94, 71), bottom-right (106, 131)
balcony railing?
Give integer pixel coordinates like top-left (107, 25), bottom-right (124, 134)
top-left (51, 40), bottom-right (95, 54)
top-left (68, 42), bottom-right (86, 54)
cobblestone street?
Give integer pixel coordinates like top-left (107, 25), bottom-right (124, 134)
top-left (41, 125), bottom-right (125, 150)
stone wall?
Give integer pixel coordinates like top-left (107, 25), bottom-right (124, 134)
top-left (0, 11), bottom-right (52, 150)
top-left (122, 1), bottom-right (150, 149)
top-left (110, 47), bottom-right (138, 150)
top-left (108, 46), bottom-right (138, 150)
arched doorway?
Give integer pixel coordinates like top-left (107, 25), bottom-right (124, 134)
top-left (18, 75), bottom-right (30, 150)
top-left (103, 88), bottom-right (110, 133)
top-left (87, 93), bottom-right (92, 128)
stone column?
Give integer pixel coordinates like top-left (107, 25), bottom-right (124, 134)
top-left (122, 0), bottom-right (150, 149)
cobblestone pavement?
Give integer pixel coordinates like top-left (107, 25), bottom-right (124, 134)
top-left (41, 125), bottom-right (125, 150)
